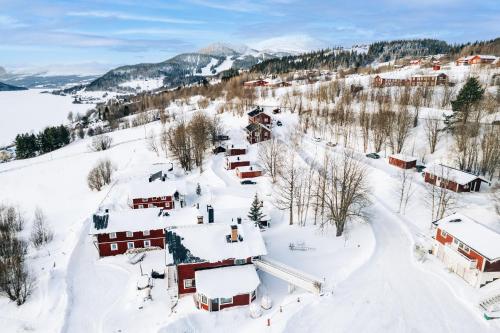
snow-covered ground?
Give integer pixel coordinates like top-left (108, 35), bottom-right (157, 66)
top-left (1, 61), bottom-right (499, 332)
top-left (0, 89), bottom-right (95, 146)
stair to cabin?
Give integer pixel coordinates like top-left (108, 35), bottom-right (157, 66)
top-left (479, 293), bottom-right (500, 311)
top-left (166, 265), bottom-right (179, 309)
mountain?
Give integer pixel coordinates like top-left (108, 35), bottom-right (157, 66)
top-left (0, 81), bottom-right (28, 91)
top-left (85, 44), bottom-right (291, 92)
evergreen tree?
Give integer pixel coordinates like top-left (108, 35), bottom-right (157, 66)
top-left (450, 77), bottom-right (484, 126)
top-left (196, 183), bottom-right (201, 196)
top-left (248, 193), bottom-right (264, 225)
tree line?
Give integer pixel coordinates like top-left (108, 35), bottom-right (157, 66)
top-left (15, 125), bottom-right (70, 159)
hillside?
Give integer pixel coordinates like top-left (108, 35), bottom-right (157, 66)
top-left (0, 81), bottom-right (27, 91)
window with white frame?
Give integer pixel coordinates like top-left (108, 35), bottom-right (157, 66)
top-left (126, 231), bottom-right (133, 237)
top-left (161, 196), bottom-right (167, 200)
top-left (109, 232), bottom-right (117, 239)
top-left (234, 259), bottom-right (246, 265)
top-left (110, 243), bottom-right (118, 251)
top-left (138, 205), bottom-right (144, 209)
top-left (143, 230), bottom-right (150, 236)
top-left (148, 204), bottom-right (154, 208)
top-left (440, 229), bottom-right (447, 237)
top-left (184, 279), bottom-right (195, 289)
top-left (458, 242), bottom-right (470, 253)
top-left (220, 297), bottom-right (233, 305)
top-left (142, 198), bottom-right (148, 202)
top-left (144, 240), bottom-right (151, 247)
top-left (166, 202), bottom-right (170, 208)
top-left (200, 294), bottom-right (207, 304)
top-left (127, 242), bottom-right (135, 250)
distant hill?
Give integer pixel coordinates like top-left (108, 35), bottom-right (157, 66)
top-left (0, 81), bottom-right (27, 91)
top-left (85, 43), bottom-right (289, 92)
top-left (453, 38), bottom-right (500, 57)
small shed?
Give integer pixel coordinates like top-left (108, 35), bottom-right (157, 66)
top-left (226, 145), bottom-right (246, 156)
top-left (424, 164), bottom-right (487, 192)
top-left (389, 154), bottom-right (417, 169)
top-left (226, 156), bottom-right (250, 170)
top-left (236, 166), bottom-right (262, 179)
top-left (213, 146), bottom-right (226, 155)
top-left (194, 265), bottom-right (260, 311)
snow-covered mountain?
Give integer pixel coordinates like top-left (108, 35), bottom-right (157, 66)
top-left (85, 43), bottom-right (294, 92)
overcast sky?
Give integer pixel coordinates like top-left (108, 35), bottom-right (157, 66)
top-left (0, 0), bottom-right (499, 74)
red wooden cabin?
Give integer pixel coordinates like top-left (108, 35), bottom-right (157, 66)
top-left (226, 145), bottom-right (247, 156)
top-left (456, 55), bottom-right (497, 66)
top-left (245, 123), bottom-right (271, 144)
top-left (432, 213), bottom-right (500, 287)
top-left (243, 80), bottom-right (268, 87)
top-left (165, 222), bottom-right (267, 311)
top-left (236, 166), bottom-right (262, 178)
top-left (90, 207), bottom-right (202, 257)
top-left (388, 154), bottom-right (417, 169)
top-left (248, 107), bottom-right (272, 126)
top-left (424, 164), bottom-right (486, 193)
top-left (225, 156), bottom-right (250, 170)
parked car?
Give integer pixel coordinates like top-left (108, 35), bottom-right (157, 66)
top-left (276, 120), bottom-right (282, 126)
top-left (313, 137), bottom-right (321, 142)
top-left (366, 153), bottom-right (380, 159)
top-left (415, 164), bottom-right (426, 172)
top-left (272, 108), bottom-right (281, 114)
top-left (326, 142), bottom-right (337, 147)
top-left (240, 180), bottom-right (257, 185)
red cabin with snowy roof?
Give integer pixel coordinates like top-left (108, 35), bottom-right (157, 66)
top-left (432, 213), bottom-right (500, 287)
top-left (388, 154), bottom-right (417, 169)
top-left (225, 156), bottom-right (250, 170)
top-left (128, 173), bottom-right (180, 209)
top-left (424, 164), bottom-right (487, 193)
top-left (236, 166), bottom-right (262, 178)
top-left (165, 223), bottom-right (266, 311)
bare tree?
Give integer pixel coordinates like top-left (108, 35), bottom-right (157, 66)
top-left (258, 138), bottom-right (284, 183)
top-left (89, 134), bottom-right (112, 152)
top-left (492, 184), bottom-right (500, 216)
top-left (388, 107), bottom-right (413, 154)
top-left (0, 205), bottom-right (24, 232)
top-left (188, 112), bottom-right (213, 172)
top-left (159, 126), bottom-right (169, 158)
top-left (397, 169), bottom-right (415, 215)
top-left (323, 151), bottom-right (370, 236)
top-left (424, 167), bottom-right (458, 221)
top-left (167, 121), bottom-right (193, 171)
top-left (87, 159), bottom-right (114, 191)
top-left (479, 126), bottom-right (500, 180)
top-left (30, 208), bottom-right (54, 249)
top-left (146, 129), bottom-right (159, 157)
top-left (274, 153), bottom-right (299, 225)
top-left (424, 118), bottom-right (441, 154)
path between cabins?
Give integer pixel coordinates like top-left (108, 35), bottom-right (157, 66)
top-left (280, 141), bottom-right (495, 333)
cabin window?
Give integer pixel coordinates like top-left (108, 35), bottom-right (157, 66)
top-left (138, 205), bottom-right (144, 209)
top-left (143, 230), bottom-right (150, 236)
top-left (440, 230), bottom-right (447, 238)
top-left (459, 242), bottom-right (470, 253)
top-left (109, 232), bottom-right (117, 239)
top-left (142, 198), bottom-right (148, 203)
top-left (127, 242), bottom-right (135, 249)
top-left (161, 196), bottom-right (167, 200)
top-left (220, 297), bottom-right (233, 305)
top-left (184, 279), bottom-right (195, 289)
top-left (234, 259), bottom-right (246, 265)
top-left (144, 240), bottom-right (151, 247)
top-left (166, 202), bottom-right (170, 208)
top-left (110, 243), bottom-right (118, 251)
top-left (148, 204), bottom-right (154, 208)
top-left (453, 239), bottom-right (459, 245)
top-left (126, 231), bottom-right (133, 238)
top-left (200, 294), bottom-right (207, 304)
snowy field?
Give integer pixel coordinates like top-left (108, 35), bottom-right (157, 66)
top-left (0, 62), bottom-right (499, 332)
top-left (0, 89), bottom-right (94, 146)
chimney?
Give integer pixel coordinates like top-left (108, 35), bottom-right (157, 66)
top-left (232, 144), bottom-right (234, 148)
top-left (197, 215), bottom-right (204, 224)
top-left (231, 225), bottom-right (238, 242)
top-left (237, 156), bottom-right (240, 161)
top-left (250, 166), bottom-right (253, 171)
top-left (237, 217), bottom-right (242, 224)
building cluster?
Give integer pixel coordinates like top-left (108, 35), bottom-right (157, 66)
top-left (373, 73), bottom-right (449, 87)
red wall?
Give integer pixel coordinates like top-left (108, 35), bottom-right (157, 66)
top-left (237, 170), bottom-right (262, 178)
top-left (227, 149), bottom-right (246, 156)
top-left (425, 172), bottom-right (481, 193)
top-left (177, 258), bottom-right (252, 295)
top-left (435, 227), bottom-right (484, 270)
top-left (96, 229), bottom-right (165, 257)
top-left (389, 157), bottom-right (416, 169)
top-left (227, 160), bottom-right (250, 170)
top-left (132, 196), bottom-right (173, 209)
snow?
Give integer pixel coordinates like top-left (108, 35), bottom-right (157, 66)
top-left (434, 213), bottom-right (500, 261)
top-left (425, 164), bottom-right (480, 185)
top-left (195, 264), bottom-right (260, 298)
top-left (119, 78), bottom-right (164, 91)
top-left (167, 222), bottom-right (267, 263)
top-left (0, 89), bottom-right (94, 146)
top-left (235, 165), bottom-right (261, 173)
top-left (127, 178), bottom-right (181, 199)
top-left (227, 155), bottom-right (249, 163)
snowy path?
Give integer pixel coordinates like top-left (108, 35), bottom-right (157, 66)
top-left (283, 201), bottom-right (494, 332)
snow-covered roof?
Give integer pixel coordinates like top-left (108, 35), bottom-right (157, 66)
top-left (389, 154), bottom-right (417, 162)
top-left (434, 213), bottom-right (500, 261)
top-left (128, 179), bottom-right (182, 199)
top-left (89, 207), bottom-right (201, 234)
top-left (227, 145), bottom-right (246, 151)
top-left (195, 265), bottom-right (260, 299)
top-left (459, 55), bottom-right (497, 61)
top-left (236, 166), bottom-right (261, 173)
top-left (166, 222), bottom-right (267, 263)
top-left (226, 155), bottom-right (249, 163)
top-left (425, 164), bottom-right (481, 185)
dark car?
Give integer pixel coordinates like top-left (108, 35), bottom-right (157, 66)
top-left (415, 164), bottom-right (426, 172)
top-left (366, 153), bottom-right (380, 159)
top-left (276, 120), bottom-right (282, 126)
top-left (240, 180), bottom-right (257, 185)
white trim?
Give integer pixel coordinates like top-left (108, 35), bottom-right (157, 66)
top-left (126, 231), bottom-right (133, 237)
top-left (184, 278), bottom-right (195, 289)
top-left (109, 232), bottom-right (117, 239)
top-left (220, 297), bottom-right (233, 305)
top-left (110, 243), bottom-right (118, 251)
top-left (144, 240), bottom-right (151, 247)
top-left (143, 230), bottom-right (150, 236)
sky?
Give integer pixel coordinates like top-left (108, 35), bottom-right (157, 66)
top-left (0, 0), bottom-right (499, 74)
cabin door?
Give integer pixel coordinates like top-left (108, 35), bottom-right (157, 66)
top-left (210, 298), bottom-right (220, 311)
